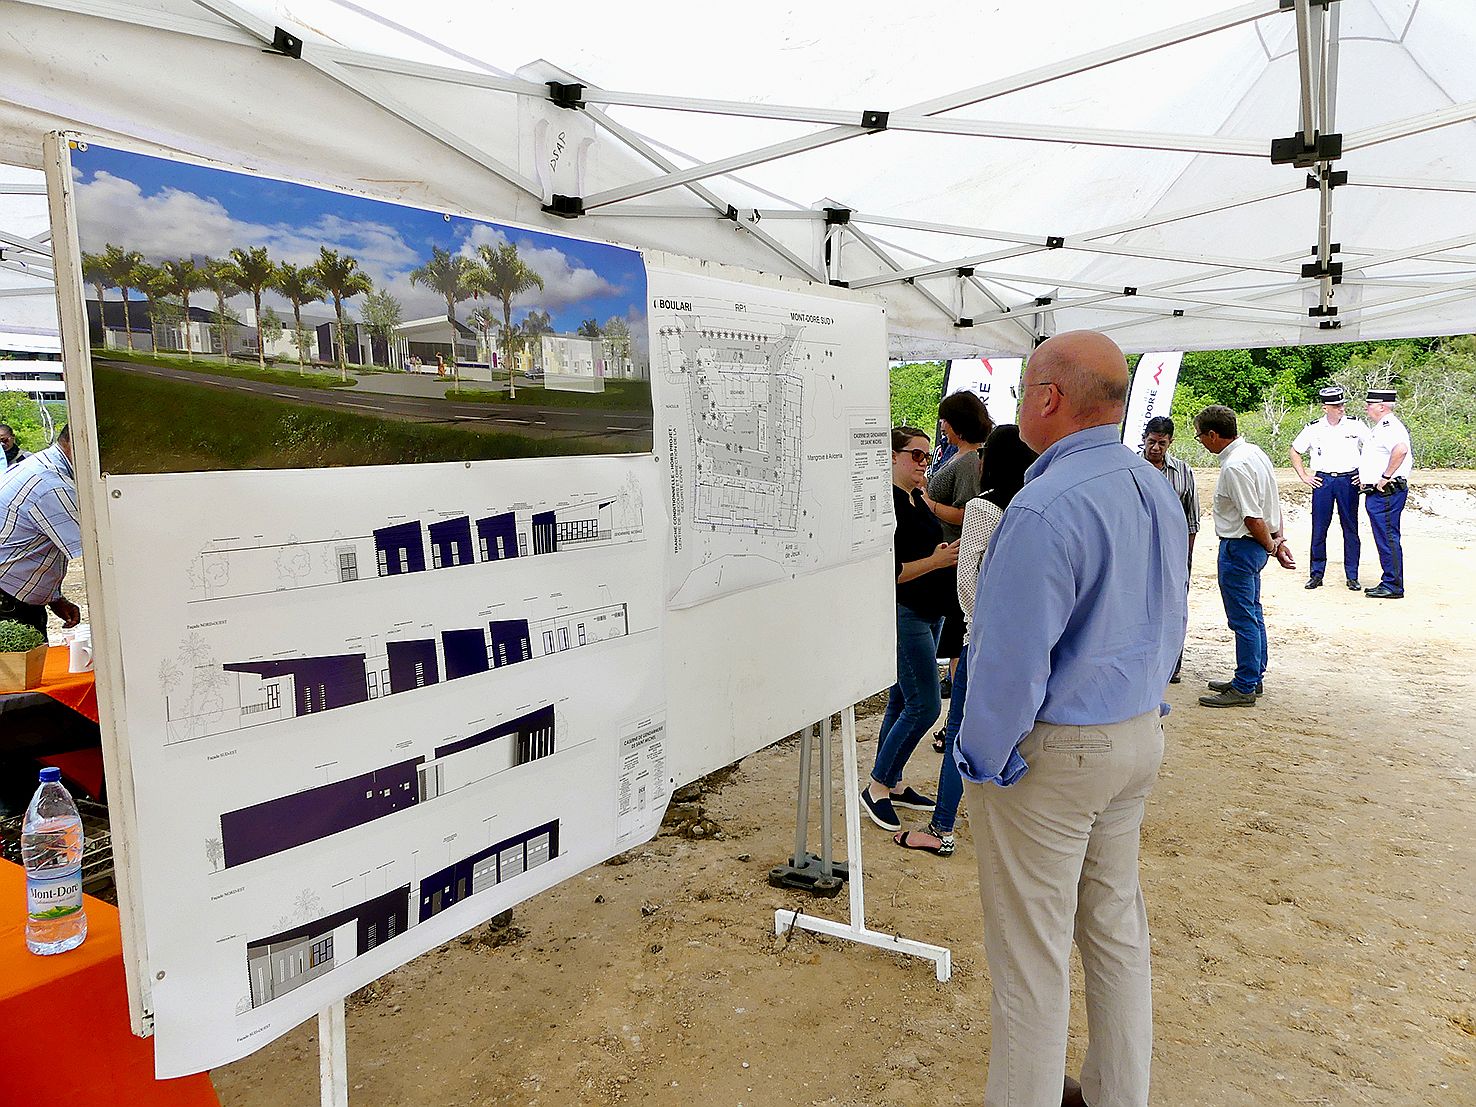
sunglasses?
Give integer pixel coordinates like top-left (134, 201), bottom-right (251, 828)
top-left (895, 448), bottom-right (932, 464)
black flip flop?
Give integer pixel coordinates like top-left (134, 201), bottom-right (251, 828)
top-left (893, 830), bottom-right (953, 856)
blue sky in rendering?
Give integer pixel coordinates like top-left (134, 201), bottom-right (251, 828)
top-left (72, 144), bottom-right (647, 338)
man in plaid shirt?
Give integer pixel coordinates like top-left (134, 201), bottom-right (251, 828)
top-left (0, 424), bottom-right (83, 636)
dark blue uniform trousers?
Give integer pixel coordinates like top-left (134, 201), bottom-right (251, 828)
top-left (1365, 485), bottom-right (1407, 594)
top-left (1309, 471), bottom-right (1360, 580)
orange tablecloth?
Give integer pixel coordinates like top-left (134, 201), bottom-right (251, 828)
top-left (35, 645), bottom-right (99, 723)
top-left (0, 860), bottom-right (219, 1106)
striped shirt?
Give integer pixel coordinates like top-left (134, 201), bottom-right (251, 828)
top-left (1159, 453), bottom-right (1201, 534)
top-left (0, 443), bottom-right (83, 604)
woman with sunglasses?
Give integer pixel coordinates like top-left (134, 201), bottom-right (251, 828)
top-left (895, 424), bottom-right (1038, 856)
top-left (861, 426), bottom-right (960, 833)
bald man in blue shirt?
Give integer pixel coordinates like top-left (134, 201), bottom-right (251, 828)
top-left (956, 332), bottom-right (1187, 1107)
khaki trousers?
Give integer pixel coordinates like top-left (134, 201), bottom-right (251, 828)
top-left (966, 710), bottom-right (1163, 1107)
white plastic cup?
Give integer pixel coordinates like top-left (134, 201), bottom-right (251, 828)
top-left (67, 625), bottom-right (93, 673)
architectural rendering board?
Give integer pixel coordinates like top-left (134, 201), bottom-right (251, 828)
top-left (99, 456), bottom-right (667, 1075)
top-left (646, 262), bottom-right (894, 607)
top-left (67, 141), bottom-right (653, 472)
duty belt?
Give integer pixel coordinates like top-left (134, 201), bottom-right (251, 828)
top-left (1316, 469), bottom-right (1358, 478)
top-left (1360, 476), bottom-right (1409, 496)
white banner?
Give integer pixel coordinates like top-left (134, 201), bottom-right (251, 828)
top-left (944, 357), bottom-right (1022, 428)
top-left (1122, 351), bottom-right (1183, 447)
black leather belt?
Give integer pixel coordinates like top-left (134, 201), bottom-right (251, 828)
top-left (1315, 469), bottom-right (1358, 478)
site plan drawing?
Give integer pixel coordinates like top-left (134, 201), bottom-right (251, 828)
top-left (646, 264), bottom-right (893, 607)
top-left (101, 457), bottom-right (668, 1075)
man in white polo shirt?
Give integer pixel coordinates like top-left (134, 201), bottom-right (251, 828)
top-left (1289, 385), bottom-right (1367, 591)
top-left (1193, 405), bottom-right (1296, 707)
top-left (1360, 387), bottom-right (1413, 599)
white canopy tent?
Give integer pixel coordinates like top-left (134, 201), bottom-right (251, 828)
top-left (2, 0), bottom-right (1476, 356)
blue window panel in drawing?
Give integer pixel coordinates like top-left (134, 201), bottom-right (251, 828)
top-left (427, 516), bottom-right (473, 569)
top-left (442, 628), bottom-right (490, 680)
top-left (224, 654), bottom-right (369, 716)
top-left (488, 619), bottom-right (533, 668)
top-left (373, 521), bottom-right (425, 576)
top-left (475, 512), bottom-right (519, 561)
top-left (386, 639), bottom-right (439, 694)
top-left (531, 510), bottom-right (558, 555)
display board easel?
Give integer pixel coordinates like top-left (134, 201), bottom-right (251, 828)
top-left (773, 705), bottom-right (952, 982)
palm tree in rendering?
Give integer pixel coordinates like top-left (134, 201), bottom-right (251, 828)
top-left (151, 259), bottom-right (205, 360)
top-left (100, 245), bottom-right (146, 351)
top-left (224, 246), bottom-right (278, 371)
top-left (79, 251), bottom-right (114, 345)
top-left (201, 258), bottom-right (242, 359)
top-left (520, 309), bottom-right (553, 374)
top-left (312, 247), bottom-right (372, 380)
top-left (409, 245), bottom-right (476, 325)
top-left (471, 242), bottom-right (544, 399)
top-left (467, 305), bottom-right (500, 367)
top-left (272, 262), bottom-right (325, 373)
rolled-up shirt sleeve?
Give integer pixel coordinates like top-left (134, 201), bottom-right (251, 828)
top-left (955, 505), bottom-right (1076, 786)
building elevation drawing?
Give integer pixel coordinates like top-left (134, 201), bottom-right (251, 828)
top-left (163, 602), bottom-right (628, 743)
top-left (246, 819), bottom-right (558, 1008)
top-left (220, 705), bottom-right (557, 868)
top-left (187, 480), bottom-right (645, 603)
top-left (648, 266), bottom-right (894, 607)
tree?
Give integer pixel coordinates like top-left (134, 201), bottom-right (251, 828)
top-left (150, 259), bottom-right (204, 359)
top-left (409, 245), bottom-right (476, 324)
top-left (79, 251), bottom-right (114, 346)
top-left (1177, 348), bottom-right (1270, 411)
top-left (576, 318), bottom-right (601, 338)
top-left (603, 316), bottom-right (632, 374)
top-left (467, 306), bottom-right (500, 367)
top-left (359, 287), bottom-right (403, 367)
top-left (261, 307), bottom-right (285, 361)
top-left (312, 247), bottom-right (372, 380)
top-left (470, 242), bottom-right (544, 399)
top-left (272, 262), bottom-right (325, 374)
top-left (224, 246), bottom-right (278, 371)
top-left (201, 258), bottom-right (242, 358)
top-left (100, 245), bottom-right (145, 351)
top-left (888, 360), bottom-right (947, 431)
top-left (520, 309), bottom-right (553, 372)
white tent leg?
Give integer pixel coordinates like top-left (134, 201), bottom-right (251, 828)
top-left (318, 1000), bottom-right (349, 1107)
top-left (773, 704), bottom-right (952, 983)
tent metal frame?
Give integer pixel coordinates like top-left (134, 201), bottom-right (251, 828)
top-left (11, 0), bottom-right (1476, 347)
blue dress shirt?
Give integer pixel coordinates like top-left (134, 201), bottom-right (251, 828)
top-left (0, 443), bottom-right (83, 604)
top-left (956, 425), bottom-right (1188, 786)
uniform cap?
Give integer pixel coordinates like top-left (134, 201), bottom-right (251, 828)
top-left (1366, 388), bottom-right (1397, 403)
top-left (1317, 386), bottom-right (1345, 404)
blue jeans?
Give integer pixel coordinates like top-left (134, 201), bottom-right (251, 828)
top-left (1218, 537), bottom-right (1269, 693)
top-left (873, 604), bottom-right (944, 789)
top-left (933, 640), bottom-right (968, 833)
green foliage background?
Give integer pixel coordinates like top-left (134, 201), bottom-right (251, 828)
top-left (0, 394), bottom-right (66, 454)
top-left (892, 336), bottom-right (1476, 468)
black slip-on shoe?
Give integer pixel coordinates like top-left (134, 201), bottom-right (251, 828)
top-left (890, 786), bottom-right (936, 811)
top-left (860, 788), bottom-right (901, 831)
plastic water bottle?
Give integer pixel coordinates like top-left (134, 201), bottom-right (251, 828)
top-left (21, 767), bottom-right (88, 955)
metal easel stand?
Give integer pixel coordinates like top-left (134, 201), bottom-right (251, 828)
top-left (773, 705), bottom-right (952, 982)
top-left (768, 715), bottom-right (848, 895)
top-left (319, 999), bottom-right (348, 1107)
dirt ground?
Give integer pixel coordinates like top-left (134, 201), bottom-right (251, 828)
top-left (191, 471), bottom-right (1474, 1105)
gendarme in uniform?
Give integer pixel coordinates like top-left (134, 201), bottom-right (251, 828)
top-left (1360, 388), bottom-right (1413, 598)
top-left (1289, 386), bottom-right (1367, 590)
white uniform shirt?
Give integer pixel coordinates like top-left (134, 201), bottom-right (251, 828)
top-left (1291, 415), bottom-right (1367, 474)
top-left (1359, 413), bottom-right (1414, 484)
top-left (1212, 437), bottom-right (1282, 540)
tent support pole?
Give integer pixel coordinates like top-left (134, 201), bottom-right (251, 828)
top-left (774, 705), bottom-right (952, 983)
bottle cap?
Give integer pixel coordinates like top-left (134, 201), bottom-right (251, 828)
top-left (38, 766), bottom-right (62, 782)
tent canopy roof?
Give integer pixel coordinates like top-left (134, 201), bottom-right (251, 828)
top-left (3, 0), bottom-right (1476, 356)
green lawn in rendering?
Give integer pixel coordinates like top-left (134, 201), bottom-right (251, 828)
top-left (93, 366), bottom-right (637, 473)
